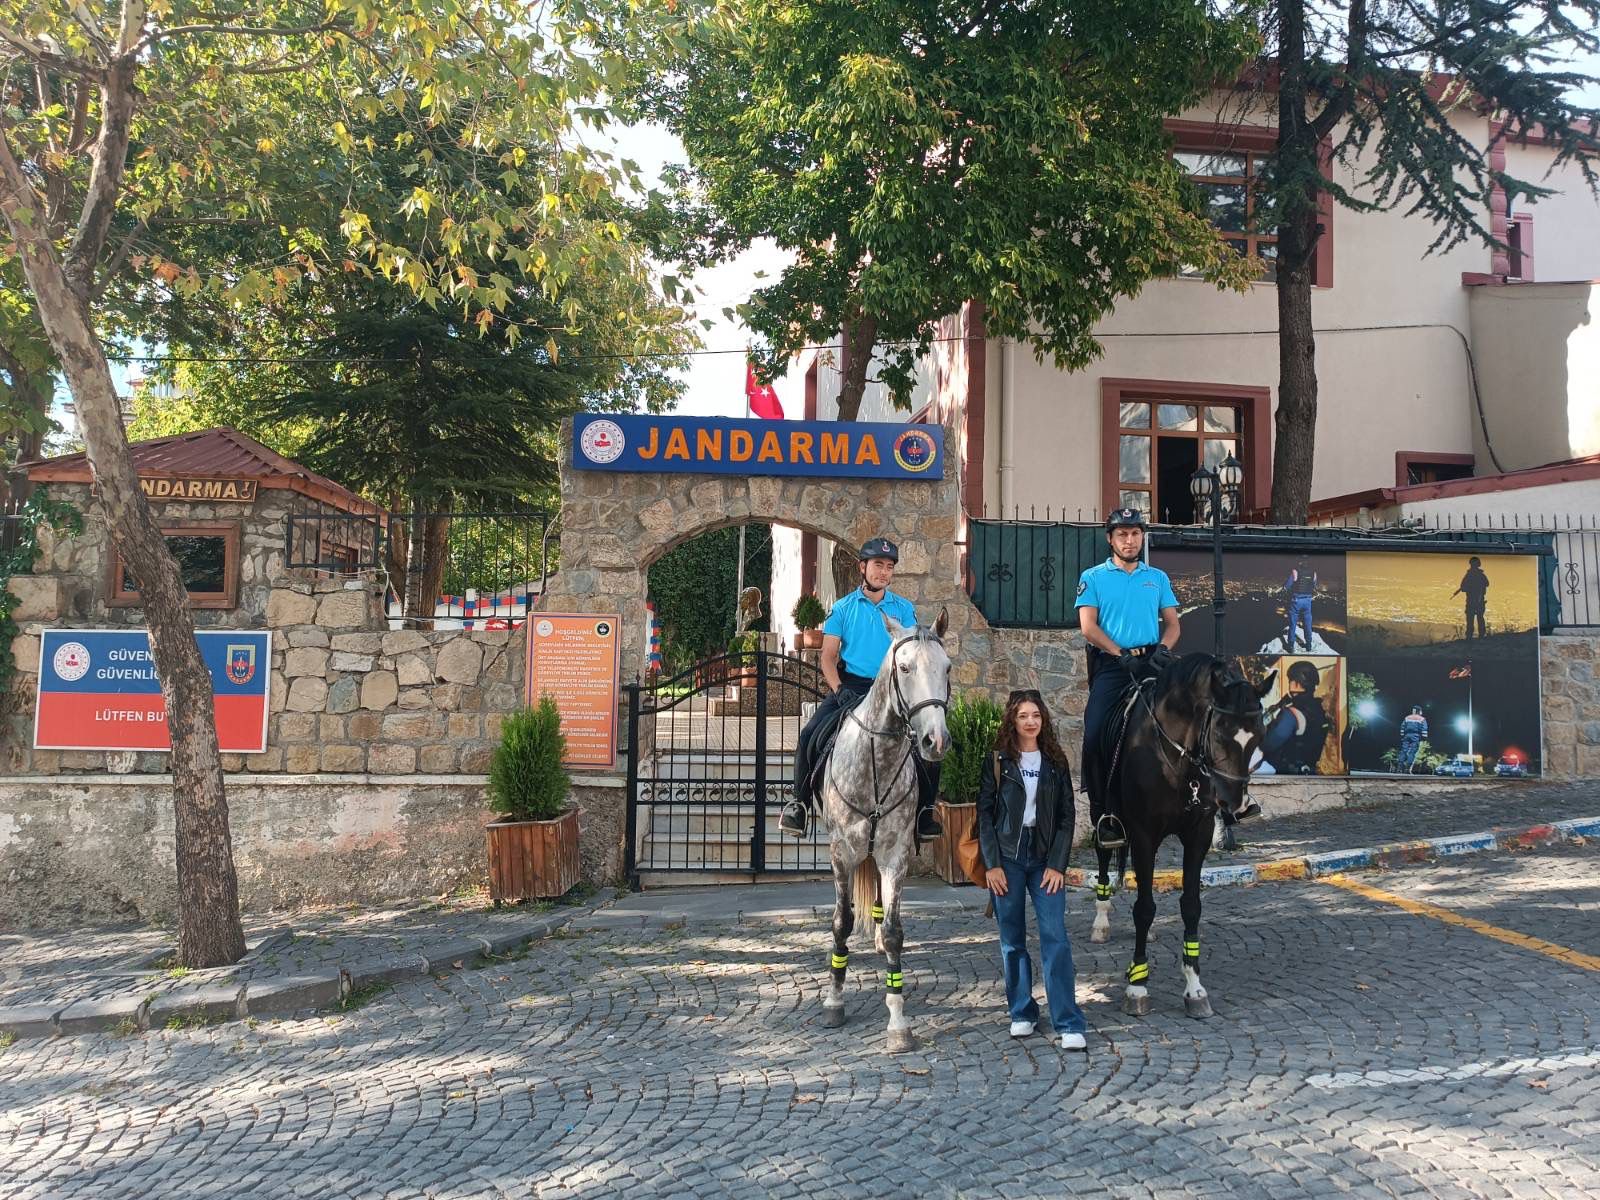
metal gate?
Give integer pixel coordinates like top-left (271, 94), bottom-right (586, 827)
top-left (624, 650), bottom-right (831, 882)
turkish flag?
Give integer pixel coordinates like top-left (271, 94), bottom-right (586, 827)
top-left (745, 362), bottom-right (785, 420)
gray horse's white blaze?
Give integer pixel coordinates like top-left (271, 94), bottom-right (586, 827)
top-left (819, 609), bottom-right (950, 1053)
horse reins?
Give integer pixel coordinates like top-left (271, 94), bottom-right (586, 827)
top-left (833, 628), bottom-right (949, 855)
top-left (1129, 676), bottom-right (1260, 810)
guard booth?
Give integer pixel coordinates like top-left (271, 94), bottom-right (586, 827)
top-left (24, 426), bottom-right (382, 628)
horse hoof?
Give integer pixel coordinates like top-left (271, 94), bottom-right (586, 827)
top-left (1185, 995), bottom-right (1213, 1019)
top-left (822, 1006), bottom-right (846, 1028)
top-left (1122, 993), bottom-right (1152, 1018)
top-left (886, 1028), bottom-right (915, 1054)
top-left (1089, 926), bottom-right (1110, 945)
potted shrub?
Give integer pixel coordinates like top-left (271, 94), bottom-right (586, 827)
top-left (485, 696), bottom-right (581, 902)
top-left (792, 593), bottom-right (827, 650)
top-left (933, 692), bottom-right (1004, 884)
top-left (727, 630), bottom-right (761, 686)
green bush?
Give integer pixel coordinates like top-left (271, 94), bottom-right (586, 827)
top-left (940, 692), bottom-right (1005, 804)
top-left (791, 592), bottom-right (826, 631)
top-left (488, 697), bottom-right (570, 823)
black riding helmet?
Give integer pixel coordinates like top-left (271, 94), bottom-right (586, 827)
top-left (1286, 660), bottom-right (1320, 691)
top-left (858, 537), bottom-right (899, 563)
top-left (1105, 507), bottom-right (1146, 533)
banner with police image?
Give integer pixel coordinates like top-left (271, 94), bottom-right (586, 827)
top-left (1159, 546), bottom-right (1541, 779)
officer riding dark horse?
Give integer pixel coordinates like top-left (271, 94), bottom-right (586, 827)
top-left (780, 537), bottom-right (943, 842)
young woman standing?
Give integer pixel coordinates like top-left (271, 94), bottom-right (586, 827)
top-left (976, 690), bottom-right (1088, 1051)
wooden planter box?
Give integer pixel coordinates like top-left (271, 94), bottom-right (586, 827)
top-left (931, 799), bottom-right (979, 885)
top-left (486, 808), bottom-right (580, 902)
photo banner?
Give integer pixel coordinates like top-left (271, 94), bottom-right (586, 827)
top-left (526, 613), bottom-right (622, 768)
top-left (571, 414), bottom-right (943, 480)
top-left (34, 629), bottom-right (271, 753)
top-left (1155, 543), bottom-right (1542, 779)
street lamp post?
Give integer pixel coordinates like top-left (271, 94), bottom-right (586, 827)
top-left (1189, 454), bottom-right (1245, 657)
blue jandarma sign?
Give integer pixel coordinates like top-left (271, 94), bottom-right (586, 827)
top-left (572, 414), bottom-right (943, 480)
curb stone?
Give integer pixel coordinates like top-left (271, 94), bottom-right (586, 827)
top-left (0, 889), bottom-right (616, 1041)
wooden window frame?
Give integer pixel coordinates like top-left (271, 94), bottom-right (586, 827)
top-left (1165, 120), bottom-right (1334, 288)
top-left (108, 521), bottom-right (241, 610)
top-left (1101, 379), bottom-right (1273, 520)
top-left (1507, 212), bottom-right (1534, 281)
top-left (1395, 451), bottom-right (1475, 489)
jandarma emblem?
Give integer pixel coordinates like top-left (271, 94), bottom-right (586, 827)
top-left (579, 419), bottom-right (626, 464)
top-left (892, 429), bottom-right (937, 473)
top-left (225, 644), bottom-right (257, 685)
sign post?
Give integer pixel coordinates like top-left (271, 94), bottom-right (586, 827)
top-left (526, 613), bottom-right (622, 768)
top-left (35, 629), bottom-right (272, 753)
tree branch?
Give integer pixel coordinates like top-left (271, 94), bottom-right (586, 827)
top-left (139, 19), bottom-right (347, 52)
top-left (0, 27), bottom-right (97, 79)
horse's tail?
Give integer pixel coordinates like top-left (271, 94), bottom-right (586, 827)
top-left (851, 857), bottom-right (880, 923)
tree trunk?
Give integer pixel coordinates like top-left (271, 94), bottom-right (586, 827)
top-left (1270, 0), bottom-right (1321, 526)
top-left (0, 125), bottom-right (245, 968)
top-left (404, 511), bottom-right (428, 624)
top-left (835, 314), bottom-right (878, 423)
top-left (420, 515), bottom-right (451, 631)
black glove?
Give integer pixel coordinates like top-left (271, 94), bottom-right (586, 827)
top-left (1148, 644), bottom-right (1176, 668)
top-left (1118, 647), bottom-right (1137, 675)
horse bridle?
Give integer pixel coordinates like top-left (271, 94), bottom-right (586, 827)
top-left (834, 628), bottom-right (950, 852)
top-left (1138, 686), bottom-right (1261, 805)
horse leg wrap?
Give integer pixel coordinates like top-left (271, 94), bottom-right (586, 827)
top-left (1094, 883), bottom-right (1114, 901)
top-left (884, 970), bottom-right (904, 993)
top-left (830, 951), bottom-right (848, 982)
top-left (1126, 960), bottom-right (1150, 985)
top-left (870, 904), bottom-right (884, 922)
top-left (1182, 939), bottom-right (1200, 967)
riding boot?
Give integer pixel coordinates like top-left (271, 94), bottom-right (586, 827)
top-left (778, 799), bottom-right (809, 837)
top-left (916, 797), bottom-right (943, 840)
top-left (1094, 813), bottom-right (1128, 850)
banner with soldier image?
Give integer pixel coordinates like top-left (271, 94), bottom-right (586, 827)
top-left (1157, 543), bottom-right (1541, 779)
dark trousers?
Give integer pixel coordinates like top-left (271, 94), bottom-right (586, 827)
top-left (1081, 657), bottom-right (1136, 822)
top-left (794, 673), bottom-right (941, 812)
top-left (1465, 603), bottom-right (1486, 639)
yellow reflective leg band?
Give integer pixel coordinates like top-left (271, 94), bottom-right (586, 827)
top-left (1183, 940), bottom-right (1201, 958)
top-left (885, 971), bottom-right (904, 991)
top-left (831, 953), bottom-right (849, 970)
top-left (1094, 883), bottom-right (1114, 901)
top-left (870, 905), bottom-right (884, 921)
top-left (1126, 961), bottom-right (1150, 984)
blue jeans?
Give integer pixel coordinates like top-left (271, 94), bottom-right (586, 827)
top-left (1288, 595), bottom-right (1314, 649)
top-left (993, 846), bottom-right (1086, 1034)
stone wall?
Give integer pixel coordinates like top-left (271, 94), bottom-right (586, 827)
top-left (0, 772), bottom-right (627, 927)
top-left (3, 577), bottom-right (528, 777)
top-left (1539, 630), bottom-right (1594, 780)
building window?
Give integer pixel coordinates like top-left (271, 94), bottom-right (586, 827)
top-left (1396, 452), bottom-right (1475, 488)
top-left (109, 522), bottom-right (241, 609)
top-left (1507, 213), bottom-right (1533, 281)
top-left (1101, 379), bottom-right (1273, 522)
top-left (1176, 148), bottom-right (1276, 281)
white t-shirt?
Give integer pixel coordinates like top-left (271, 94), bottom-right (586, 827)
top-left (1019, 750), bottom-right (1043, 827)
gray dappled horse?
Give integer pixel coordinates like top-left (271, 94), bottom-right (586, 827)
top-left (819, 610), bottom-right (951, 1053)
top-left (1089, 654), bottom-right (1269, 1020)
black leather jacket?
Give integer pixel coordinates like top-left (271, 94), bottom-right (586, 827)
top-left (976, 750), bottom-right (1075, 874)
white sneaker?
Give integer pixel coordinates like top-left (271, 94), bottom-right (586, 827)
top-left (1009, 1020), bottom-right (1036, 1038)
top-left (1059, 1031), bottom-right (1087, 1051)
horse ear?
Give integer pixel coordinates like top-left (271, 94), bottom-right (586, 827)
top-left (934, 606), bottom-right (949, 638)
top-left (1255, 674), bottom-right (1275, 698)
top-left (883, 612), bottom-right (907, 637)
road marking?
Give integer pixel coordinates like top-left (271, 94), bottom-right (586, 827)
top-left (1320, 873), bottom-right (1600, 974)
top-left (1308, 1048), bottom-right (1600, 1091)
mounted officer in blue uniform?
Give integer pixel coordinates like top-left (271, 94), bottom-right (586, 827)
top-left (779, 537), bottom-right (944, 841)
top-left (1075, 509), bottom-right (1185, 849)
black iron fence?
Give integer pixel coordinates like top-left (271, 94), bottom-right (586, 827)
top-left (285, 505), bottom-right (555, 620)
top-left (966, 515), bottom-right (1583, 630)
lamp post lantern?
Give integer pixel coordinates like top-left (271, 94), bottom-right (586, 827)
top-left (1189, 454), bottom-right (1245, 656)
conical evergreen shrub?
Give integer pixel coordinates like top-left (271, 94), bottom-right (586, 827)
top-left (488, 696), bottom-right (570, 823)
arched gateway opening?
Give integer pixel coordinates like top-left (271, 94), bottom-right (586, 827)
top-left (539, 417), bottom-right (983, 883)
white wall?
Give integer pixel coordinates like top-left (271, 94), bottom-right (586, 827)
top-left (769, 523), bottom-right (804, 651)
top-left (1506, 143), bottom-right (1600, 282)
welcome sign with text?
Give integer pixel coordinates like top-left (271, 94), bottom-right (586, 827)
top-left (572, 414), bottom-right (943, 480)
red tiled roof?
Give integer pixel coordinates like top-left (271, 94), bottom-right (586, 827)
top-left (1311, 453), bottom-right (1600, 517)
top-left (26, 427), bottom-right (381, 515)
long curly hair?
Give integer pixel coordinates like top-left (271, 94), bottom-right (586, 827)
top-left (994, 691), bottom-right (1070, 771)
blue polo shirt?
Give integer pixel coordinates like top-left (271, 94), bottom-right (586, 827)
top-left (1075, 558), bottom-right (1178, 649)
top-left (823, 587), bottom-right (917, 679)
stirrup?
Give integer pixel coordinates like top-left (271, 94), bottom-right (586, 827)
top-left (778, 801), bottom-right (809, 837)
top-left (916, 810), bottom-right (943, 839)
top-left (1094, 815), bottom-right (1128, 850)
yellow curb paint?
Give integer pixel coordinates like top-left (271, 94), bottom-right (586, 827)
top-left (1320, 874), bottom-right (1600, 975)
top-left (1256, 859), bottom-right (1309, 882)
top-left (1150, 870), bottom-right (1183, 892)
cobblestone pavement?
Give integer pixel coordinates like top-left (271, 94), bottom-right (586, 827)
top-left (4, 845), bottom-right (1598, 1199)
top-left (1149, 778), bottom-right (1600, 869)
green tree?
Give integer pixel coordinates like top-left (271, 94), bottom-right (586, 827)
top-left (1254, 0), bottom-right (1600, 521)
top-left (628, 0), bottom-right (1257, 420)
top-left (0, 0), bottom-right (688, 966)
top-left (648, 526), bottom-right (772, 672)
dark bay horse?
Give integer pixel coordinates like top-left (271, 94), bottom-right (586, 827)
top-left (1089, 654), bottom-right (1269, 1018)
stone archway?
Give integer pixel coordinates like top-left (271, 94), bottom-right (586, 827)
top-left (541, 418), bottom-right (986, 683)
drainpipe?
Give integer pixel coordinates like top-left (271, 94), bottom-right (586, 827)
top-left (997, 338), bottom-right (1016, 519)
